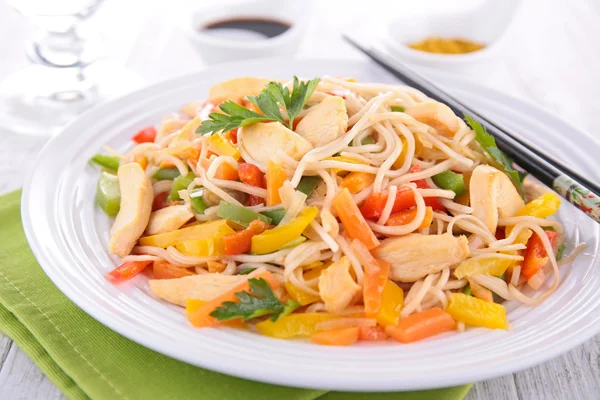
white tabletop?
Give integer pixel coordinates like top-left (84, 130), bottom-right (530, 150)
top-left (1, 0), bottom-right (599, 398)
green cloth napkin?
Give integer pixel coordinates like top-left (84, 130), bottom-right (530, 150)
top-left (0, 189), bottom-right (471, 400)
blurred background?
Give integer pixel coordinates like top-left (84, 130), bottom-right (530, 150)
top-left (0, 0), bottom-right (599, 397)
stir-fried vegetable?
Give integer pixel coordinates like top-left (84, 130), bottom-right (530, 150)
top-left (521, 230), bottom-right (560, 280)
top-left (255, 313), bottom-right (339, 339)
top-left (296, 176), bottom-right (321, 196)
top-left (96, 171), bottom-right (121, 216)
top-left (132, 126), bottom-right (157, 143)
top-left (375, 280), bottom-right (404, 326)
top-left (506, 192), bottom-right (561, 244)
top-left (107, 260), bottom-right (152, 282)
top-left (386, 307), bottom-right (456, 343)
top-left (152, 167), bottom-right (180, 181)
top-left (190, 193), bottom-right (208, 214)
top-left (251, 207), bottom-right (317, 254)
top-left (217, 201), bottom-right (271, 227)
top-left (390, 105), bottom-right (405, 112)
top-left (432, 170), bottom-right (466, 196)
top-left (209, 133), bottom-right (241, 160)
top-left (260, 208), bottom-right (286, 225)
top-left (139, 219), bottom-right (234, 247)
top-left (446, 293), bottom-right (507, 329)
top-left (266, 160), bottom-right (287, 206)
top-left (285, 281), bottom-right (321, 306)
top-left (311, 327), bottom-right (360, 346)
top-left (223, 220), bottom-right (269, 255)
top-left (385, 206), bottom-right (433, 228)
top-left (340, 171), bottom-right (375, 194)
top-left (153, 260), bottom-right (195, 279)
top-left (454, 257), bottom-right (513, 280)
top-left (334, 188), bottom-right (380, 250)
top-left (238, 163), bottom-right (265, 206)
top-left (169, 172), bottom-right (196, 201)
top-left (90, 154), bottom-right (120, 172)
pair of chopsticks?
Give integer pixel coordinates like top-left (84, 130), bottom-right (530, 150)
top-left (344, 36), bottom-right (600, 224)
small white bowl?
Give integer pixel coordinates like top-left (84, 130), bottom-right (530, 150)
top-left (382, 0), bottom-right (522, 75)
top-left (184, 0), bottom-right (311, 64)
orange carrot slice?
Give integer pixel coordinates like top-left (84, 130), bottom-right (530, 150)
top-left (311, 327), bottom-right (360, 346)
top-left (386, 307), bottom-right (456, 343)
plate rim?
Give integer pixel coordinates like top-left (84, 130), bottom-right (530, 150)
top-left (21, 57), bottom-right (600, 391)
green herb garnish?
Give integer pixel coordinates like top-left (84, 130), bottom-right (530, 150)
top-left (197, 77), bottom-right (321, 135)
top-left (238, 268), bottom-right (257, 275)
top-left (210, 278), bottom-right (300, 322)
top-left (391, 105), bottom-right (405, 112)
top-left (465, 115), bottom-right (525, 197)
top-left (556, 243), bottom-right (566, 261)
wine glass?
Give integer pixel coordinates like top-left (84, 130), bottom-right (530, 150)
top-left (0, 0), bottom-right (142, 136)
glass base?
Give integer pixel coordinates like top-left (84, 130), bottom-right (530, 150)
top-left (0, 62), bottom-right (143, 136)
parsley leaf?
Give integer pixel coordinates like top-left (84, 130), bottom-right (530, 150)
top-left (196, 76), bottom-right (321, 135)
top-left (465, 114), bottom-right (525, 198)
top-left (210, 278), bottom-right (299, 322)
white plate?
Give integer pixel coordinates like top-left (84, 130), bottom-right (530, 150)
top-left (22, 58), bottom-right (600, 391)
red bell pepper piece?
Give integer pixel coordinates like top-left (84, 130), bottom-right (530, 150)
top-left (108, 260), bottom-right (153, 282)
top-left (152, 191), bottom-right (169, 211)
top-left (521, 230), bottom-right (559, 280)
top-left (238, 163), bottom-right (266, 206)
top-left (132, 126), bottom-right (157, 143)
top-left (223, 220), bottom-right (269, 255)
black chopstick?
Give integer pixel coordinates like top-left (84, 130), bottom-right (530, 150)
top-left (344, 35), bottom-right (600, 224)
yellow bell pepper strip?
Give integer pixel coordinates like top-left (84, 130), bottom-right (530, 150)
top-left (375, 279), bottom-right (404, 326)
top-left (255, 313), bottom-right (339, 339)
top-left (340, 171), bottom-right (375, 194)
top-left (521, 230), bottom-right (560, 280)
top-left (251, 207), bottom-right (318, 254)
top-left (296, 176), bottom-right (321, 197)
top-left (281, 236), bottom-right (307, 249)
top-left (175, 237), bottom-right (227, 257)
top-left (446, 293), bottom-right (507, 329)
top-left (506, 192), bottom-right (561, 244)
top-left (266, 160), bottom-right (287, 206)
top-left (187, 270), bottom-right (279, 328)
top-left (208, 133), bottom-right (240, 160)
top-left (432, 170), bottom-right (466, 196)
top-left (217, 201), bottom-right (272, 227)
top-left (138, 219), bottom-right (234, 248)
top-left (169, 172), bottom-right (196, 201)
top-left (90, 153), bottom-right (120, 172)
top-left (285, 282), bottom-right (320, 306)
top-left (96, 171), bottom-right (120, 216)
top-left (311, 327), bottom-right (360, 346)
top-left (332, 188), bottom-right (380, 250)
top-left (152, 167), bottom-right (180, 181)
top-left (454, 257), bottom-right (513, 280)
top-left (386, 307), bottom-right (456, 343)
top-left (260, 208), bottom-right (285, 225)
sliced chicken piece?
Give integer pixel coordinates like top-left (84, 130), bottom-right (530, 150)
top-left (238, 121), bottom-right (313, 167)
top-left (149, 273), bottom-right (245, 306)
top-left (295, 96), bottom-right (348, 147)
top-left (373, 233), bottom-right (469, 282)
top-left (405, 100), bottom-right (460, 138)
top-left (146, 205), bottom-right (194, 235)
top-left (208, 77), bottom-right (274, 103)
top-left (109, 163), bottom-right (154, 257)
top-left (318, 256), bottom-right (361, 314)
top-left (470, 165), bottom-right (525, 233)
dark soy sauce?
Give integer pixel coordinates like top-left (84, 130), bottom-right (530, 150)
top-left (200, 18), bottom-right (291, 40)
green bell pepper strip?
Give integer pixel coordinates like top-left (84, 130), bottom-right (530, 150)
top-left (296, 176), bottom-right (321, 197)
top-left (152, 167), bottom-right (180, 181)
top-left (169, 172), bottom-right (196, 201)
top-left (96, 171), bottom-right (121, 216)
top-left (432, 170), bottom-right (466, 196)
top-left (239, 268), bottom-right (257, 275)
top-left (190, 195), bottom-right (208, 214)
top-left (462, 284), bottom-right (472, 296)
top-left (260, 208), bottom-right (286, 225)
top-left (90, 154), bottom-right (120, 172)
top-left (391, 105), bottom-right (405, 112)
top-left (217, 201), bottom-right (272, 227)
top-left (360, 135), bottom-right (376, 145)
